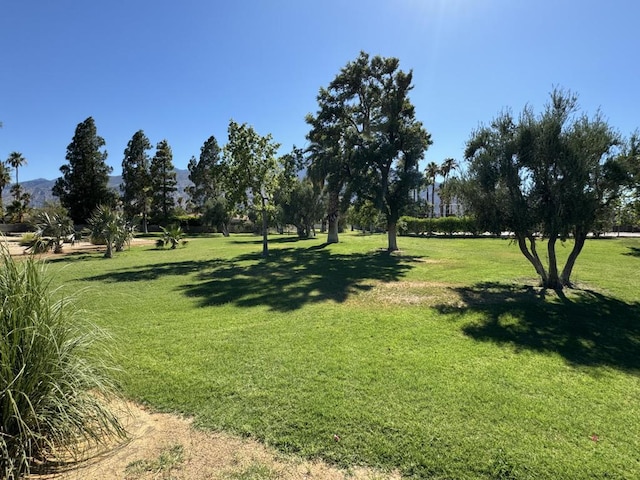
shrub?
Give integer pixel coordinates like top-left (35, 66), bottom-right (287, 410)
top-left (0, 247), bottom-right (124, 478)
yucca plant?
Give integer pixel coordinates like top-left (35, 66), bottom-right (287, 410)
top-left (88, 205), bottom-right (134, 258)
top-left (159, 224), bottom-right (185, 249)
top-left (0, 246), bottom-right (125, 478)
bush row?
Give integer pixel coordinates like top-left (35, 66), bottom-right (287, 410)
top-left (399, 216), bottom-right (481, 236)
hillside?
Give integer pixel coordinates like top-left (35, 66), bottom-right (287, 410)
top-left (2, 169), bottom-right (193, 208)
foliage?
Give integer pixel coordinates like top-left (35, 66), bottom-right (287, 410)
top-left (347, 199), bottom-right (385, 233)
top-left (462, 89), bottom-right (626, 289)
top-left (186, 136), bottom-right (225, 211)
top-left (121, 130), bottom-right (153, 233)
top-left (224, 120), bottom-right (281, 256)
top-left (399, 215), bottom-right (480, 236)
top-left (150, 139), bottom-right (177, 223)
top-left (201, 196), bottom-right (231, 234)
top-left (157, 224), bottom-right (186, 249)
top-left (306, 51), bottom-right (432, 250)
top-left (0, 248), bottom-right (124, 479)
top-left (279, 179), bottom-right (325, 239)
top-left (88, 205), bottom-right (133, 258)
top-left (53, 117), bottom-right (114, 224)
top-left (28, 210), bottom-right (75, 254)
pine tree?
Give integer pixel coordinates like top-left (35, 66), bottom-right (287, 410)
top-left (53, 117), bottom-right (114, 224)
top-left (121, 130), bottom-right (152, 233)
top-left (150, 139), bottom-right (177, 222)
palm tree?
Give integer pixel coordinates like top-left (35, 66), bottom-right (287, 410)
top-left (6, 152), bottom-right (26, 201)
top-left (425, 162), bottom-right (440, 218)
top-left (0, 162), bottom-right (11, 220)
top-left (88, 205), bottom-right (125, 258)
top-left (440, 158), bottom-right (459, 216)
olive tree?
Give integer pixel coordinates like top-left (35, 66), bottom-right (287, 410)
top-left (462, 89), bottom-right (627, 290)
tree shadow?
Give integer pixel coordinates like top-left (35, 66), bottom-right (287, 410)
top-left (624, 246), bottom-right (640, 258)
top-left (83, 246), bottom-right (418, 312)
top-left (434, 282), bottom-right (640, 371)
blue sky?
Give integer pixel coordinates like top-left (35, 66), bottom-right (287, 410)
top-left (1, 0), bottom-right (638, 182)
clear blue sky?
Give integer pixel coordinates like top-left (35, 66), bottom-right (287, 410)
top-left (1, 0), bottom-right (638, 182)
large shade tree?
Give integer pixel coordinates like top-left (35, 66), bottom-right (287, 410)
top-left (462, 89), bottom-right (627, 290)
top-left (121, 130), bottom-right (152, 233)
top-left (53, 117), bottom-right (114, 224)
top-left (306, 51), bottom-right (431, 251)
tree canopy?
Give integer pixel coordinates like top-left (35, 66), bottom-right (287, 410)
top-left (306, 51), bottom-right (431, 250)
top-left (150, 139), bottom-right (177, 223)
top-left (121, 130), bottom-right (152, 232)
top-left (53, 117), bottom-right (114, 224)
top-left (462, 89), bottom-right (626, 290)
top-left (223, 120), bottom-right (281, 257)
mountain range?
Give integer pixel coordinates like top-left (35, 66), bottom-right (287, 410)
top-left (2, 169), bottom-right (193, 208)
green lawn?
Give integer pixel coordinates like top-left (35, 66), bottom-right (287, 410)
top-left (49, 233), bottom-right (640, 479)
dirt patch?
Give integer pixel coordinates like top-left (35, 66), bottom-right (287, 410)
top-left (3, 237), bottom-right (156, 258)
top-left (33, 400), bottom-right (400, 480)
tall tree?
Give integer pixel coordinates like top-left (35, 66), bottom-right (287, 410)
top-left (150, 139), bottom-right (177, 223)
top-left (424, 161), bottom-right (440, 217)
top-left (462, 89), bottom-right (625, 290)
top-left (0, 161), bottom-right (11, 220)
top-left (121, 130), bottom-right (152, 233)
top-left (306, 51), bottom-right (431, 251)
top-left (53, 117), bottom-right (114, 224)
top-left (439, 157), bottom-right (459, 216)
top-left (223, 120), bottom-right (281, 257)
top-left (185, 135), bottom-right (224, 212)
top-left (6, 152), bottom-right (26, 200)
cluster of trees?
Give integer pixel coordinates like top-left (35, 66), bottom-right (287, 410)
top-left (0, 151), bottom-right (30, 222)
top-left (51, 118), bottom-right (178, 230)
top-left (4, 53), bottom-right (639, 287)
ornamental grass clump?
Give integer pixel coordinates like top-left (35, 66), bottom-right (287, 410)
top-left (0, 247), bottom-right (125, 479)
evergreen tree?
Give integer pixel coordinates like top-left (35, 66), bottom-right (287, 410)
top-left (185, 135), bottom-right (224, 212)
top-left (53, 117), bottom-right (114, 224)
top-left (121, 130), bottom-right (152, 233)
top-left (150, 139), bottom-right (177, 222)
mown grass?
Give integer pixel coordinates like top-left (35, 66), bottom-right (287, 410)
top-left (48, 233), bottom-right (640, 479)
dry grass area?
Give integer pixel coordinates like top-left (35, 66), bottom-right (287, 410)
top-left (33, 400), bottom-right (400, 480)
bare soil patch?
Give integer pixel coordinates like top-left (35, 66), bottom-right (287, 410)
top-left (33, 400), bottom-right (399, 480)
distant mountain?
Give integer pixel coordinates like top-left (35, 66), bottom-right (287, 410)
top-left (2, 169), bottom-right (193, 208)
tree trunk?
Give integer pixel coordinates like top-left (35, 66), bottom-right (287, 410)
top-left (516, 233), bottom-right (548, 285)
top-left (104, 241), bottom-right (113, 259)
top-left (261, 201), bottom-right (269, 257)
top-left (387, 221), bottom-right (398, 251)
top-left (545, 235), bottom-right (562, 290)
top-left (326, 190), bottom-right (340, 244)
top-left (221, 222), bottom-right (230, 237)
top-left (560, 230), bottom-right (587, 287)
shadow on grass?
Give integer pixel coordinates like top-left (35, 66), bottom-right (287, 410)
top-left (83, 246), bottom-right (418, 312)
top-left (435, 282), bottom-right (640, 371)
top-left (625, 246), bottom-right (640, 257)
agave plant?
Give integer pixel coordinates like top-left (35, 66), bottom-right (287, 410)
top-left (0, 246), bottom-right (125, 478)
